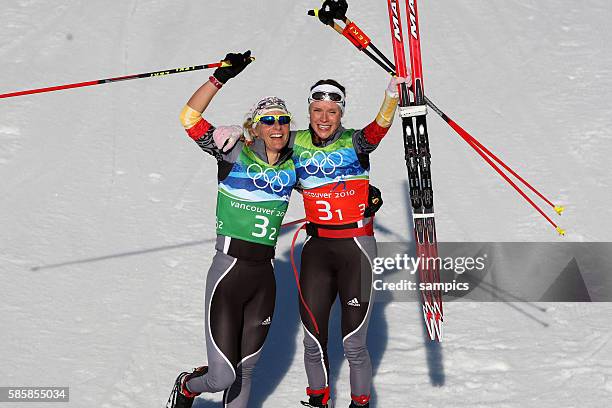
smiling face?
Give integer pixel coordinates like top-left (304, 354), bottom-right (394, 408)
top-left (253, 109), bottom-right (291, 154)
top-left (309, 100), bottom-right (342, 143)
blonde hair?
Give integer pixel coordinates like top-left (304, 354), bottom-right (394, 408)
top-left (242, 117), bottom-right (256, 144)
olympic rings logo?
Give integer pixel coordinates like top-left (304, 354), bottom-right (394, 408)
top-left (246, 163), bottom-right (291, 192)
top-left (299, 151), bottom-right (344, 175)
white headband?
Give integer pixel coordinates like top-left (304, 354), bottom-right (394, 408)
top-left (308, 84), bottom-right (346, 113)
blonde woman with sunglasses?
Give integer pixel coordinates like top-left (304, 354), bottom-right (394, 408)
top-left (166, 51), bottom-right (296, 408)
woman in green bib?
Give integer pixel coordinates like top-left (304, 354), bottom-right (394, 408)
top-left (166, 51), bottom-right (296, 408)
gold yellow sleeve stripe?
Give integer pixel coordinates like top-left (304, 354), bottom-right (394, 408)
top-left (375, 92), bottom-right (399, 128)
top-left (179, 105), bottom-right (203, 130)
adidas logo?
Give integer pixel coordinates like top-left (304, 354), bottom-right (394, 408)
top-left (347, 298), bottom-right (361, 307)
top-left (261, 316), bottom-right (271, 326)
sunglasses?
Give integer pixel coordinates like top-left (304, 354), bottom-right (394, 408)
top-left (310, 91), bottom-right (344, 103)
top-left (253, 114), bottom-right (292, 126)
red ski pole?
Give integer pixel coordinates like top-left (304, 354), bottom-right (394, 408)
top-left (0, 58), bottom-right (254, 99)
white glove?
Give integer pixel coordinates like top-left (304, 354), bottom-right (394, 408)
top-left (213, 125), bottom-right (243, 152)
top-left (386, 76), bottom-right (410, 98)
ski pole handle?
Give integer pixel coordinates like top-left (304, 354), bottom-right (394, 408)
top-left (309, 0), bottom-right (349, 24)
top-left (219, 56), bottom-right (256, 68)
top-left (308, 9), bottom-right (330, 25)
top-left (308, 8), bottom-right (346, 27)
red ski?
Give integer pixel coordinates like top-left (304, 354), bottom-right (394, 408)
top-left (386, 0), bottom-right (443, 341)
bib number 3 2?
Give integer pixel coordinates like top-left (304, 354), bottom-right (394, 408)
top-left (252, 215), bottom-right (277, 241)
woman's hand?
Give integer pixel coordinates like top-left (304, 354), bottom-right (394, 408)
top-left (386, 76), bottom-right (410, 98)
top-left (212, 50), bottom-right (253, 84)
top-left (213, 125), bottom-right (244, 152)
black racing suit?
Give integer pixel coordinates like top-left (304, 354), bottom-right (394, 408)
top-left (181, 117), bottom-right (293, 408)
top-left (293, 124), bottom-right (384, 406)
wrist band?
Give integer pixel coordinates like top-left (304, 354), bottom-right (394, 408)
top-left (209, 75), bottom-right (223, 89)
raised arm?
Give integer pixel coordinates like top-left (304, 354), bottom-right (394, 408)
top-left (354, 76), bottom-right (408, 154)
top-left (179, 51), bottom-right (253, 157)
top-left (186, 81), bottom-right (221, 114)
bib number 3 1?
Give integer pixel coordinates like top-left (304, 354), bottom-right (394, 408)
top-left (316, 200), bottom-right (344, 221)
top-left (315, 200), bottom-right (367, 222)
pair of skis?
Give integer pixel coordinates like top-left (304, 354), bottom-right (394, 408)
top-left (385, 0), bottom-right (443, 341)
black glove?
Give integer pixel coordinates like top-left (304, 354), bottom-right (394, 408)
top-left (318, 0), bottom-right (348, 25)
top-left (213, 50), bottom-right (252, 84)
top-left (364, 184), bottom-right (383, 217)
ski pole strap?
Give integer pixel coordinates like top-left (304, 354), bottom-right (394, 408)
top-left (290, 223), bottom-right (321, 334)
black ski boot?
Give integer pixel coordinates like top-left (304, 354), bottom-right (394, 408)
top-left (300, 387), bottom-right (333, 408)
top-left (166, 366), bottom-right (208, 408)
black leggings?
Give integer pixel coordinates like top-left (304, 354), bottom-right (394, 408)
top-left (186, 251), bottom-right (275, 408)
top-left (299, 235), bottom-right (376, 399)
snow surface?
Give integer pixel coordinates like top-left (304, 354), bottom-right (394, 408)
top-left (1, 1), bottom-right (612, 407)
